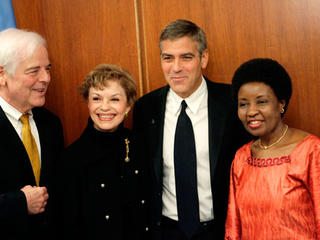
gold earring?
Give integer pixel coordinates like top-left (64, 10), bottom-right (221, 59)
top-left (125, 111), bottom-right (129, 117)
top-left (280, 107), bottom-right (285, 113)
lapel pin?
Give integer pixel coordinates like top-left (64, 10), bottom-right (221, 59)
top-left (124, 138), bottom-right (130, 162)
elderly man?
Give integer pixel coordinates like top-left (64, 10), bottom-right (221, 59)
top-left (0, 28), bottom-right (64, 239)
top-left (133, 19), bottom-right (251, 240)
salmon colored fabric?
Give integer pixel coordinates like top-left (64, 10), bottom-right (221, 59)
top-left (225, 135), bottom-right (320, 240)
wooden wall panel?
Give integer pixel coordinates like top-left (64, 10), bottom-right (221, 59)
top-left (12, 0), bottom-right (141, 146)
top-left (11, 0), bottom-right (320, 144)
top-left (140, 0), bottom-right (320, 136)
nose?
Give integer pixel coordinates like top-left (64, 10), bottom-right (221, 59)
top-left (101, 99), bottom-right (110, 111)
top-left (247, 104), bottom-right (258, 117)
top-left (172, 59), bottom-right (182, 73)
top-left (39, 68), bottom-right (50, 83)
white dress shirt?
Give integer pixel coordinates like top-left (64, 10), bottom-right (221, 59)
top-left (0, 96), bottom-right (42, 163)
top-left (162, 77), bottom-right (213, 221)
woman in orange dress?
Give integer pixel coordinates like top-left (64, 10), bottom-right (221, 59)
top-left (225, 58), bottom-right (320, 240)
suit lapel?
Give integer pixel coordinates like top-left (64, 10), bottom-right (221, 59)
top-left (0, 106), bottom-right (29, 157)
top-left (207, 81), bottom-right (228, 178)
top-left (0, 106), bottom-right (36, 183)
top-left (151, 86), bottom-right (169, 184)
top-left (32, 108), bottom-right (49, 183)
top-left (150, 82), bottom-right (228, 184)
top-left (153, 82), bottom-right (228, 182)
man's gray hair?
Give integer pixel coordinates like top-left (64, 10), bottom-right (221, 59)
top-left (159, 19), bottom-right (207, 56)
top-left (0, 28), bottom-right (46, 76)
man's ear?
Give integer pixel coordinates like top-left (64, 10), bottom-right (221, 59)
top-left (0, 65), bottom-right (8, 86)
top-left (0, 65), bottom-right (5, 76)
top-left (200, 49), bottom-right (209, 69)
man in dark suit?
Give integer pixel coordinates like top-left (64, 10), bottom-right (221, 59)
top-left (0, 28), bottom-right (64, 239)
top-left (133, 19), bottom-right (250, 239)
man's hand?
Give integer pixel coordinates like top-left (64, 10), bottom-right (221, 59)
top-left (21, 185), bottom-right (49, 215)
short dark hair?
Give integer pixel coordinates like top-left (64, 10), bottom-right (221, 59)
top-left (231, 58), bottom-right (292, 115)
top-left (159, 19), bottom-right (207, 55)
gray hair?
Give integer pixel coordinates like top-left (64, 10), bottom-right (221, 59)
top-left (0, 28), bottom-right (47, 76)
top-left (159, 19), bottom-right (207, 55)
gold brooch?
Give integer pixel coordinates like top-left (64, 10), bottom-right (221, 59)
top-left (125, 138), bottom-right (130, 162)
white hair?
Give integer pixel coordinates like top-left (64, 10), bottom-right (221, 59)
top-left (0, 28), bottom-right (47, 76)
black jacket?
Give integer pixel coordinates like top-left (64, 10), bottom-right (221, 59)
top-left (132, 78), bottom-right (251, 239)
top-left (62, 118), bottom-right (149, 240)
top-left (0, 106), bottom-right (64, 240)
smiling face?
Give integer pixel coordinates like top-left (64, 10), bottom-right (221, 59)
top-left (0, 45), bottom-right (51, 113)
top-left (87, 80), bottom-right (130, 132)
top-left (237, 82), bottom-right (285, 139)
top-left (160, 36), bottom-right (208, 98)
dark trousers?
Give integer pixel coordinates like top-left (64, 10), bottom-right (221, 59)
top-left (160, 216), bottom-right (215, 240)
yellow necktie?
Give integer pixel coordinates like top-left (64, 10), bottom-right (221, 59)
top-left (20, 114), bottom-right (40, 186)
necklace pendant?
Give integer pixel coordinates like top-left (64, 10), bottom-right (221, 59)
top-left (258, 124), bottom-right (288, 150)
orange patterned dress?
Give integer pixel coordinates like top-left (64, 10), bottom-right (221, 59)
top-left (225, 135), bottom-right (320, 240)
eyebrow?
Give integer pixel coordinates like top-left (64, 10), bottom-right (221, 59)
top-left (181, 52), bottom-right (195, 57)
top-left (90, 92), bottom-right (122, 97)
top-left (238, 95), bottom-right (269, 101)
top-left (256, 95), bottom-right (269, 99)
top-left (160, 53), bottom-right (172, 57)
top-left (160, 52), bottom-right (195, 58)
top-left (238, 97), bottom-right (247, 100)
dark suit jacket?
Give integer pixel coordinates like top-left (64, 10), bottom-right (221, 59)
top-left (0, 106), bottom-right (64, 240)
top-left (132, 77), bottom-right (251, 239)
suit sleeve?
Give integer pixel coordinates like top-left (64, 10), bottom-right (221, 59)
top-left (0, 190), bottom-right (27, 220)
top-left (132, 99), bottom-right (153, 236)
top-left (132, 99), bottom-right (144, 132)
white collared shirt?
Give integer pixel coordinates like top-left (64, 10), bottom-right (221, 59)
top-left (0, 96), bottom-right (42, 163)
top-left (162, 77), bottom-right (213, 221)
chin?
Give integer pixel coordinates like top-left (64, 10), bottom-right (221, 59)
top-left (94, 122), bottom-right (118, 132)
top-left (247, 129), bottom-right (263, 137)
top-left (32, 99), bottom-right (46, 107)
top-left (94, 124), bottom-right (113, 132)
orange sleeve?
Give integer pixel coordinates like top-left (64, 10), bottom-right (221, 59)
top-left (308, 143), bottom-right (320, 239)
top-left (224, 159), bottom-right (241, 240)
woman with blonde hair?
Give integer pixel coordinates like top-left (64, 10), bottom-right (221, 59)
top-left (63, 64), bottom-right (149, 239)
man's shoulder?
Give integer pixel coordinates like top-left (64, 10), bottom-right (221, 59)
top-left (33, 106), bottom-right (56, 116)
top-left (205, 78), bottom-right (231, 91)
top-left (205, 78), bottom-right (233, 102)
top-left (32, 107), bottom-right (61, 123)
top-left (136, 85), bottom-right (169, 104)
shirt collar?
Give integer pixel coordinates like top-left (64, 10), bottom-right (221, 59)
top-left (0, 96), bottom-right (33, 121)
top-left (169, 76), bottom-right (207, 115)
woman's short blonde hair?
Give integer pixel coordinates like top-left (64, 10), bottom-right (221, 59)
top-left (78, 64), bottom-right (137, 106)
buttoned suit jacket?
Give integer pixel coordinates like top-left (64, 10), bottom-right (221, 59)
top-left (0, 106), bottom-right (64, 239)
top-left (132, 77), bottom-right (251, 239)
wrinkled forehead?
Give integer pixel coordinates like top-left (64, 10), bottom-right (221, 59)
top-left (160, 36), bottom-right (199, 54)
